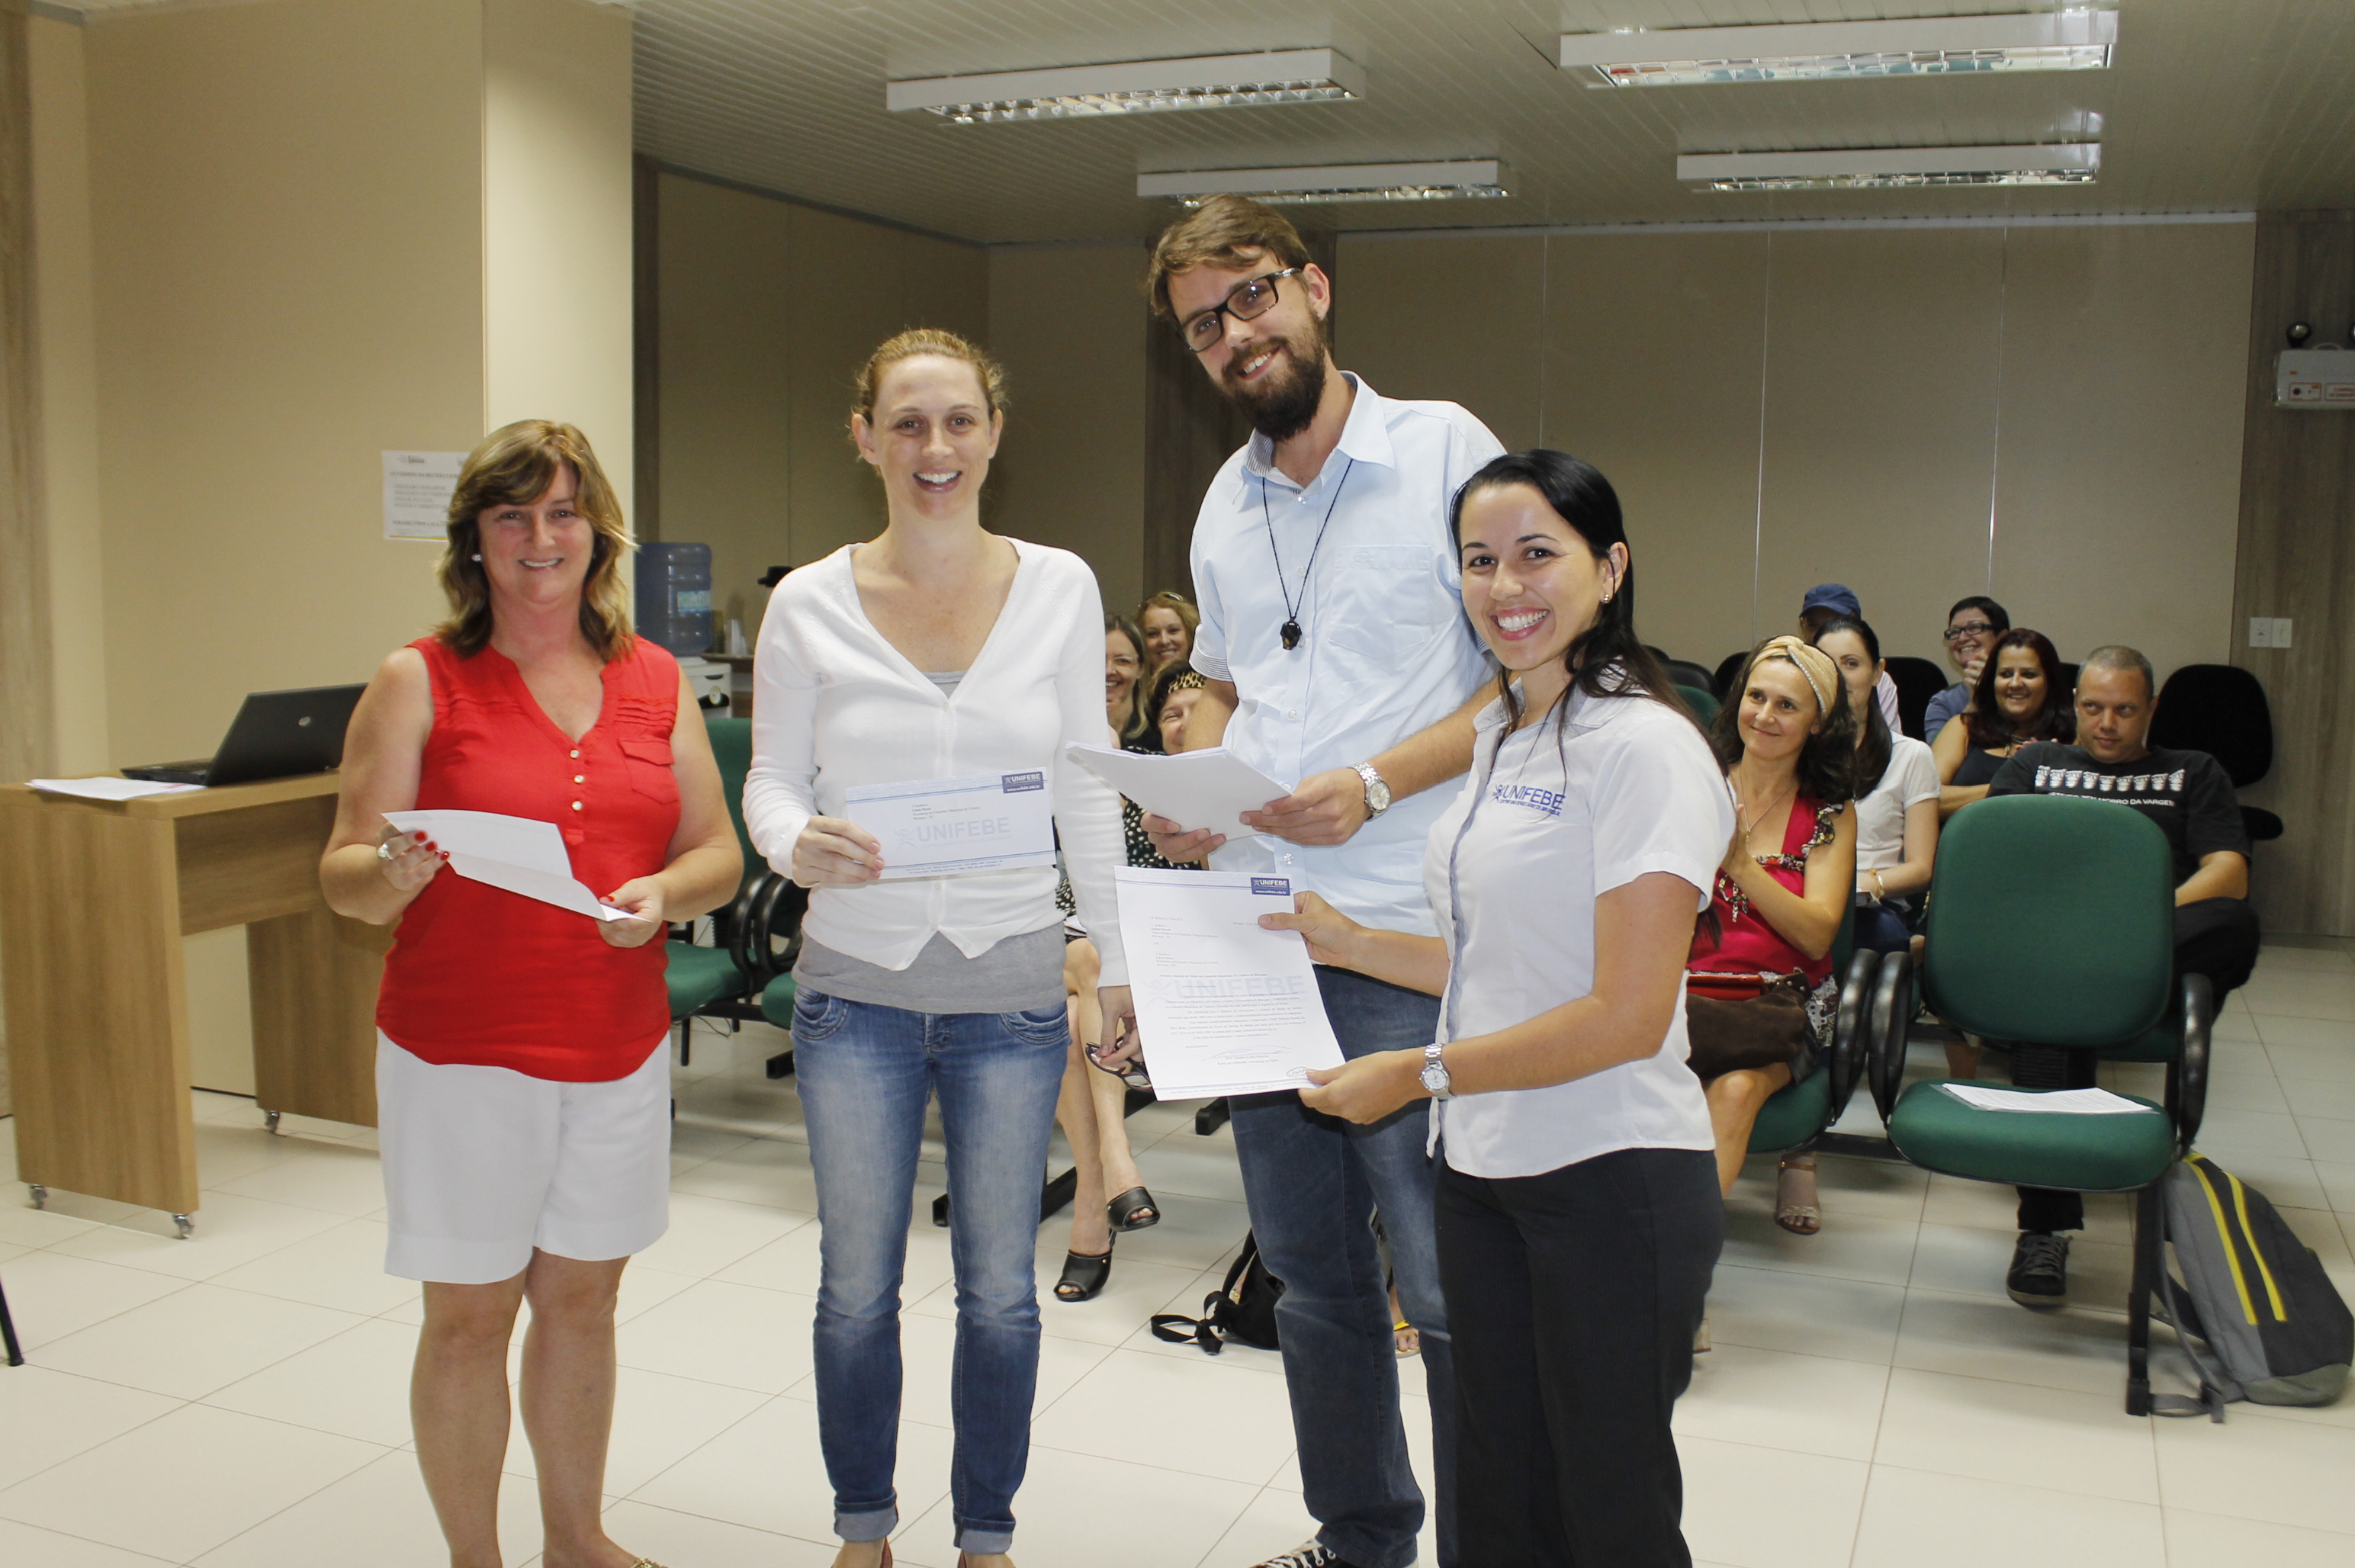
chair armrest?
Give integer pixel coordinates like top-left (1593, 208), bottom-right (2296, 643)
top-left (1826, 949), bottom-right (1881, 1124)
top-left (1866, 952), bottom-right (1915, 1125)
top-left (2167, 972), bottom-right (2214, 1159)
top-left (741, 873), bottom-right (808, 985)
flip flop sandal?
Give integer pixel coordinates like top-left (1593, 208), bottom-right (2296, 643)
top-left (1775, 1159), bottom-right (1823, 1235)
top-left (1107, 1186), bottom-right (1161, 1231)
top-left (1054, 1244), bottom-right (1113, 1302)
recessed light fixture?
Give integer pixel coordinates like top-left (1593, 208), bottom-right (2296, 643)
top-left (1678, 144), bottom-right (2100, 191)
top-left (1137, 160), bottom-right (1507, 206)
top-left (888, 49), bottom-right (1364, 124)
top-left (1562, 11), bottom-right (2117, 88)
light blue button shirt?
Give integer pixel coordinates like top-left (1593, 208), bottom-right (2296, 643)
top-left (1188, 373), bottom-right (1504, 937)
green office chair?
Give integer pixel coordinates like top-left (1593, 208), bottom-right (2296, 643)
top-left (667, 718), bottom-right (800, 1063)
top-left (1674, 684), bottom-right (1720, 725)
top-left (1745, 899), bottom-right (1904, 1154)
top-left (1867, 795), bottom-right (2211, 1416)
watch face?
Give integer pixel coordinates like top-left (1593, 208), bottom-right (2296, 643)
top-left (1419, 1062), bottom-right (1447, 1094)
top-left (1368, 777), bottom-right (1393, 811)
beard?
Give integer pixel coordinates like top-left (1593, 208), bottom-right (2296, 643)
top-left (1219, 329), bottom-right (1328, 444)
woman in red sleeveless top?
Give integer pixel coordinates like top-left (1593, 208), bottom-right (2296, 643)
top-left (1688, 637), bottom-right (1858, 1242)
top-left (321, 422), bottom-right (740, 1568)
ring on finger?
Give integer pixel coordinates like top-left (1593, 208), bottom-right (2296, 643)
top-left (377, 840), bottom-right (396, 861)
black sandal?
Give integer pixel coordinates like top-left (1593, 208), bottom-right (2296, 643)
top-left (1054, 1244), bottom-right (1113, 1302)
top-left (1107, 1186), bottom-right (1160, 1232)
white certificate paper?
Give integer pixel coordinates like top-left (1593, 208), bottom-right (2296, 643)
top-left (383, 809), bottom-right (649, 922)
top-left (1115, 866), bottom-right (1345, 1100)
top-left (1064, 743), bottom-right (1293, 840)
top-left (845, 770), bottom-right (1056, 880)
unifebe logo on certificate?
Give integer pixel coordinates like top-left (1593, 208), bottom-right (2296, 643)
top-left (1250, 877), bottom-right (1291, 896)
top-left (843, 771), bottom-right (1059, 881)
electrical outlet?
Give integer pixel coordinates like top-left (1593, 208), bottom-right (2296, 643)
top-left (2272, 618), bottom-right (2294, 649)
top-left (2250, 617), bottom-right (2273, 647)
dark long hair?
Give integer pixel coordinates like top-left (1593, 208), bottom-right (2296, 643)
top-left (1447, 450), bottom-right (1682, 732)
top-left (1963, 628), bottom-right (2075, 749)
top-left (1810, 614), bottom-right (1892, 792)
top-left (1708, 640), bottom-right (1862, 806)
top-left (1105, 612), bottom-right (1152, 747)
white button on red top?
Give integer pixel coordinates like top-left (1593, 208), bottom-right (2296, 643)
top-left (569, 749), bottom-right (581, 759)
top-left (571, 801), bottom-right (583, 811)
top-left (573, 774), bottom-right (585, 783)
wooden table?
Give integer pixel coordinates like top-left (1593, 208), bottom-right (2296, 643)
top-left (0, 773), bottom-right (388, 1233)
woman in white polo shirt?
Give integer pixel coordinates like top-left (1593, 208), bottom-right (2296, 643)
top-left (744, 329), bottom-right (1133, 1568)
top-left (1273, 450), bottom-right (1732, 1567)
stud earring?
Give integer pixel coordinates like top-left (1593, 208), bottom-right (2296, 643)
top-left (471, 553), bottom-right (482, 561)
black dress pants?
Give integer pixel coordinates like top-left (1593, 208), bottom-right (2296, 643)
top-left (1438, 1145), bottom-right (1722, 1568)
top-left (2016, 897), bottom-right (2261, 1232)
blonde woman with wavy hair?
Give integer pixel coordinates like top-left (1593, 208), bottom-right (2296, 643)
top-left (322, 419), bottom-right (741, 1568)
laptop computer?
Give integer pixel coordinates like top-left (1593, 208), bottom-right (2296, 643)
top-left (120, 684), bottom-right (367, 788)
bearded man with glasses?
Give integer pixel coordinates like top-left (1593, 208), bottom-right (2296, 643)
top-left (1923, 595), bottom-right (2012, 741)
top-left (1112, 196), bottom-right (1502, 1568)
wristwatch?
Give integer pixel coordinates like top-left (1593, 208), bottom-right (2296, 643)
top-left (1353, 762), bottom-right (1393, 821)
top-left (1420, 1042), bottom-right (1454, 1100)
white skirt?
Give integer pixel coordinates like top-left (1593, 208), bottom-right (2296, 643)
top-left (376, 1030), bottom-right (672, 1284)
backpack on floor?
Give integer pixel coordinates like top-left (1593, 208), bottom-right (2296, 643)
top-left (1150, 1232), bottom-right (1284, 1355)
top-left (2151, 1153), bottom-right (2353, 1419)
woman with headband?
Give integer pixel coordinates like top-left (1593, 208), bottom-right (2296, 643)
top-left (1686, 635), bottom-right (1859, 1253)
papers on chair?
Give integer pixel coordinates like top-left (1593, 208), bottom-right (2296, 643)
top-left (1065, 744), bottom-right (1293, 840)
top-left (383, 810), bottom-right (650, 922)
top-left (843, 770), bottom-right (1057, 880)
top-left (28, 776), bottom-right (203, 802)
top-left (1940, 1084), bottom-right (2156, 1115)
top-left (1114, 866), bottom-right (1345, 1100)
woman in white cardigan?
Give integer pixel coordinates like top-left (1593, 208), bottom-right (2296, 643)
top-left (744, 329), bottom-right (1133, 1568)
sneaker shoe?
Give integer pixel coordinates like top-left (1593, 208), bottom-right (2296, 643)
top-left (1251, 1544), bottom-right (1362, 1568)
top-left (2007, 1231), bottom-right (2071, 1307)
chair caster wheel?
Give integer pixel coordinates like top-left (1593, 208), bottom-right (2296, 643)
top-left (263, 1110), bottom-right (282, 1134)
top-left (172, 1214), bottom-right (194, 1240)
top-left (27, 1184), bottom-right (47, 1210)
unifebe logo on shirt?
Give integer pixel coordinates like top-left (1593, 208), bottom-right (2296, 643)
top-left (1250, 877), bottom-right (1292, 896)
top-left (1001, 772), bottom-right (1046, 792)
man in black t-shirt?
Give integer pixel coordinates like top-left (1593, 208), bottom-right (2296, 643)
top-left (1982, 644), bottom-right (2260, 1308)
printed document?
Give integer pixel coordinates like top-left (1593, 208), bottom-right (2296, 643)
top-left (1065, 744), bottom-right (1293, 840)
top-left (383, 810), bottom-right (650, 922)
top-left (843, 770), bottom-right (1057, 880)
top-left (1939, 1084), bottom-right (2155, 1115)
top-left (1115, 866), bottom-right (1345, 1100)
top-left (29, 777), bottom-right (203, 802)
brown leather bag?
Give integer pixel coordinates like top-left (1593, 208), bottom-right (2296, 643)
top-left (1684, 972), bottom-right (1813, 1082)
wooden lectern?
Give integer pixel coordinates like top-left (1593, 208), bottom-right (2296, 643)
top-left (0, 774), bottom-right (387, 1233)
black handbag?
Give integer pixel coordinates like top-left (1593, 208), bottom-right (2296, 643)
top-left (1150, 1232), bottom-right (1284, 1354)
top-left (1684, 972), bottom-right (1814, 1081)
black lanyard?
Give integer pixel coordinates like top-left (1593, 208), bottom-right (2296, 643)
top-left (1262, 458), bottom-right (1353, 651)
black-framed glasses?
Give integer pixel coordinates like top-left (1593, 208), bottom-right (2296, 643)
top-left (1942, 621), bottom-right (1997, 642)
top-left (1179, 268), bottom-right (1300, 353)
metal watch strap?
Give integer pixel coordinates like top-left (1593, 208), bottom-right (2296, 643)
top-left (1354, 761), bottom-right (1390, 818)
top-left (1422, 1041), bottom-right (1452, 1099)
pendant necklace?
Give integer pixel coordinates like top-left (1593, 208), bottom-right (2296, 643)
top-left (1263, 458), bottom-right (1354, 651)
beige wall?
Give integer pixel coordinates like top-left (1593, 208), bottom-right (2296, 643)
top-left (987, 243), bottom-right (1149, 612)
top-left (653, 173), bottom-right (992, 636)
top-left (1341, 221), bottom-right (2254, 683)
top-left (27, 14), bottom-right (104, 776)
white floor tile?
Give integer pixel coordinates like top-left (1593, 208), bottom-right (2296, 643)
top-left (0, 1367), bottom-right (180, 1492)
top-left (2276, 1077), bottom-right (2355, 1120)
top-left (1197, 1487), bottom-right (1325, 1568)
top-left (1675, 1343), bottom-right (1891, 1462)
top-left (188, 1122), bottom-right (304, 1188)
top-left (47, 1191), bottom-right (346, 1281)
top-left (898, 1443), bottom-right (1261, 1568)
top-left (207, 1139), bottom-right (390, 1216)
top-left (1676, 1436), bottom-right (1868, 1568)
top-left (0, 1199), bottom-right (109, 1251)
top-left (715, 1210), bottom-right (933, 1300)
top-left (0, 1252), bottom-right (191, 1351)
top-left (0, 1403), bottom-right (383, 1561)
top-left (626, 1393), bottom-right (953, 1544)
top-left (2153, 1399), bottom-right (2355, 1534)
top-left (0, 1518), bottom-right (176, 1566)
top-left (2194, 1107), bottom-right (2311, 1161)
top-left (201, 1316), bottom-right (422, 1445)
top-left (595, 1499), bottom-right (840, 1567)
top-left (1891, 1287), bottom-right (2138, 1397)
top-left (500, 1365), bottom-right (767, 1494)
top-left (204, 1216), bottom-right (419, 1316)
top-left (614, 1278), bottom-right (815, 1393)
top-left (190, 1448), bottom-right (548, 1568)
top-left (1872, 1367), bottom-right (2158, 1503)
top-left (1718, 1207), bottom-right (1920, 1287)
top-left (1702, 1263), bottom-right (1908, 1364)
top-left (631, 1193), bottom-right (817, 1277)
top-left (1907, 1222), bottom-right (2133, 1311)
top-left (1849, 1466), bottom-right (2164, 1567)
top-left (1030, 1346), bottom-right (1298, 1485)
top-left (1129, 1134), bottom-right (1250, 1206)
top-left (2160, 1505), bottom-right (2355, 1566)
top-left (34, 1281), bottom-right (364, 1401)
top-left (663, 1140), bottom-right (830, 1214)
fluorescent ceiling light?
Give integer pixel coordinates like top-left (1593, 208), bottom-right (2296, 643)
top-left (1562, 11), bottom-right (2116, 88)
top-left (1679, 143), bottom-right (2100, 191)
top-left (888, 49), bottom-right (1364, 124)
top-left (1137, 160), bottom-right (1506, 206)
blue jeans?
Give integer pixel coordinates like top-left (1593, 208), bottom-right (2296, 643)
top-left (790, 988), bottom-right (1068, 1556)
top-left (1229, 967), bottom-right (1457, 1568)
